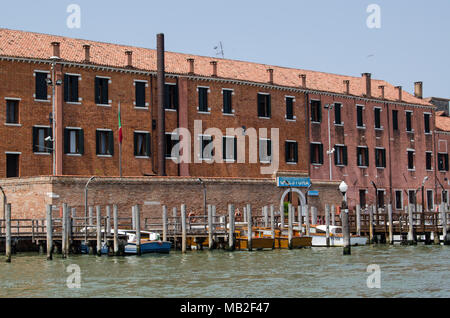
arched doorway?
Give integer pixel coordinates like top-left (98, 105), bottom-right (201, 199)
top-left (279, 188), bottom-right (306, 214)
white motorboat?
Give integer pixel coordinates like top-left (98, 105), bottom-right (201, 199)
top-left (309, 225), bottom-right (368, 246)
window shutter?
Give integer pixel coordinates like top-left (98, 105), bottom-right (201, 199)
top-left (318, 102), bottom-right (322, 122)
top-left (146, 133), bottom-right (151, 156)
top-left (234, 137), bottom-right (237, 161)
top-left (174, 85), bottom-right (179, 110)
top-left (32, 127), bottom-right (38, 152)
top-left (95, 78), bottom-right (100, 104)
top-left (285, 142), bottom-right (289, 163)
top-left (108, 131), bottom-right (114, 155)
top-left (365, 148), bottom-right (369, 167)
top-left (310, 144), bottom-right (315, 163)
top-left (64, 128), bottom-right (69, 154)
top-left (382, 150), bottom-right (386, 167)
top-left (102, 79), bottom-right (109, 104)
top-left (294, 142), bottom-right (298, 162)
top-left (64, 75), bottom-right (69, 102)
top-left (134, 133), bottom-right (138, 156)
top-left (257, 94), bottom-right (264, 117)
top-left (73, 76), bottom-right (79, 102)
top-left (267, 95), bottom-right (271, 118)
top-left (334, 146), bottom-right (338, 165)
top-left (95, 130), bottom-right (100, 155)
top-left (79, 130), bottom-right (84, 155)
top-left (319, 144), bottom-right (324, 164)
top-left (343, 146), bottom-right (348, 166)
top-left (445, 154), bottom-right (449, 171)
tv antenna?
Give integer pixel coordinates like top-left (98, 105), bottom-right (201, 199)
top-left (214, 42), bottom-right (224, 58)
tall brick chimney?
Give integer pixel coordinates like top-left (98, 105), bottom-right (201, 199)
top-left (395, 86), bottom-right (402, 101)
top-left (378, 85), bottom-right (385, 99)
top-left (125, 50), bottom-right (133, 68)
top-left (267, 68), bottom-right (274, 84)
top-left (414, 81), bottom-right (423, 99)
top-left (83, 44), bottom-right (91, 63)
top-left (187, 58), bottom-right (195, 75)
top-left (210, 61), bottom-right (218, 77)
top-left (299, 74), bottom-right (306, 88)
top-left (362, 73), bottom-right (372, 97)
top-left (51, 42), bottom-right (60, 59)
top-left (343, 80), bottom-right (350, 95)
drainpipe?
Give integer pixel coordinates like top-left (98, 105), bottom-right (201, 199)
top-left (157, 33), bottom-right (166, 176)
top-left (386, 102), bottom-right (393, 205)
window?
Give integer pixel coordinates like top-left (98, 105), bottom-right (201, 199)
top-left (334, 145), bottom-right (348, 166)
top-left (259, 139), bottom-right (272, 163)
top-left (96, 130), bottom-right (114, 156)
top-left (32, 126), bottom-right (52, 153)
top-left (6, 153), bottom-right (19, 178)
top-left (406, 111), bottom-right (413, 132)
top-left (285, 141), bottom-right (298, 164)
top-left (95, 77), bottom-right (109, 105)
top-left (426, 152), bottom-right (433, 171)
top-left (198, 87), bottom-right (209, 112)
top-left (377, 190), bottom-right (385, 209)
top-left (426, 190), bottom-right (433, 211)
top-left (223, 136), bottom-right (237, 161)
top-left (64, 128), bottom-right (84, 155)
top-left (424, 113), bottom-right (431, 134)
top-left (165, 84), bottom-right (178, 110)
top-left (359, 190), bottom-right (367, 207)
top-left (35, 72), bottom-right (48, 100)
top-left (310, 143), bottom-right (324, 165)
top-left (408, 190), bottom-right (416, 206)
top-left (356, 105), bottom-right (364, 127)
top-left (395, 190), bottom-right (403, 210)
top-left (199, 135), bottom-right (213, 160)
top-left (442, 191), bottom-right (448, 204)
top-left (311, 100), bottom-right (321, 122)
top-left (165, 133), bottom-right (179, 159)
top-left (334, 103), bottom-right (342, 125)
top-left (6, 100), bottom-right (19, 124)
top-left (357, 146), bottom-right (369, 167)
top-left (223, 89), bottom-right (233, 114)
top-left (375, 148), bottom-right (386, 168)
top-left (392, 110), bottom-right (398, 131)
top-left (134, 132), bottom-right (151, 157)
top-left (135, 81), bottom-right (146, 108)
top-left (64, 74), bottom-right (79, 103)
top-left (407, 150), bottom-right (415, 170)
top-left (286, 97), bottom-right (294, 120)
top-left (257, 93), bottom-right (271, 118)
top-left (438, 153), bottom-right (449, 171)
top-left (374, 108), bottom-right (381, 129)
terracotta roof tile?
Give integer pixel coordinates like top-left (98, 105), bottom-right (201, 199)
top-left (0, 28), bottom-right (432, 107)
top-left (436, 113), bottom-right (450, 132)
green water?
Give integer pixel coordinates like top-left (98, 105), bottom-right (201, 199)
top-left (0, 245), bottom-right (449, 298)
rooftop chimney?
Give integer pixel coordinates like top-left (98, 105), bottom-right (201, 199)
top-left (343, 80), bottom-right (350, 95)
top-left (187, 58), bottom-right (195, 75)
top-left (299, 74), bottom-right (307, 88)
top-left (395, 86), bottom-right (403, 101)
top-left (267, 68), bottom-right (274, 84)
top-left (362, 73), bottom-right (372, 97)
top-left (210, 61), bottom-right (218, 77)
top-left (378, 85), bottom-right (385, 99)
top-left (51, 42), bottom-right (60, 59)
top-left (83, 44), bottom-right (91, 63)
top-left (125, 50), bottom-right (133, 68)
top-left (414, 81), bottom-right (423, 99)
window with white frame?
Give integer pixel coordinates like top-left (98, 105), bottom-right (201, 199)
top-left (223, 136), bottom-right (237, 161)
top-left (64, 128), bottom-right (84, 155)
top-left (395, 190), bottom-right (403, 210)
top-left (259, 138), bottom-right (272, 163)
top-left (199, 135), bottom-right (213, 160)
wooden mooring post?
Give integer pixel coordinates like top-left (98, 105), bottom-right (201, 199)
top-left (62, 203), bottom-right (68, 258)
top-left (5, 203), bottom-right (11, 263)
top-left (46, 204), bottom-right (53, 261)
top-left (270, 205), bottom-right (275, 240)
top-left (280, 203), bottom-right (284, 229)
top-left (135, 205), bottom-right (141, 256)
top-left (369, 205), bottom-right (374, 244)
top-left (356, 204), bottom-right (361, 236)
top-left (228, 204), bottom-right (235, 251)
top-left (388, 204), bottom-right (394, 244)
top-left (407, 204), bottom-right (416, 245)
top-left (297, 206), bottom-right (303, 235)
top-left (288, 204), bottom-right (293, 249)
top-left (96, 206), bottom-right (102, 256)
top-left (305, 205), bottom-right (310, 236)
top-left (89, 206), bottom-right (93, 226)
top-left (181, 204), bottom-right (187, 253)
top-left (113, 204), bottom-right (119, 256)
top-left (325, 204), bottom-right (330, 247)
top-left (207, 205), bottom-right (213, 250)
top-left (331, 205), bottom-right (336, 226)
top-left (162, 205), bottom-right (168, 242)
top-left (106, 205), bottom-right (111, 235)
top-left (247, 204), bottom-right (252, 251)
top-left (263, 206), bottom-right (268, 228)
top-left (342, 204), bottom-right (351, 255)
top-left (311, 206), bottom-right (317, 225)
top-left (443, 203), bottom-right (449, 245)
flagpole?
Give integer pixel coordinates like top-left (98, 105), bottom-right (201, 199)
top-left (119, 102), bottom-right (122, 178)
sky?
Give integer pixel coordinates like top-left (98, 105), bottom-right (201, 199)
top-left (0, 0), bottom-right (449, 98)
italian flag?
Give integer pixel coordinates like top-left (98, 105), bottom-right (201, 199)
top-left (118, 102), bottom-right (123, 143)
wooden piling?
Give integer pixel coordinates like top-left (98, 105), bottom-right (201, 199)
top-left (46, 204), bottom-right (53, 260)
top-left (331, 205), bottom-right (336, 226)
top-left (247, 204), bottom-right (252, 251)
top-left (113, 204), bottom-right (119, 256)
top-left (443, 203), bottom-right (449, 245)
top-left (387, 204), bottom-right (394, 244)
top-left (172, 207), bottom-right (178, 232)
top-left (228, 204), bottom-right (235, 250)
top-left (106, 205), bottom-right (111, 235)
top-left (270, 205), bottom-right (275, 240)
top-left (62, 203), bottom-right (68, 258)
top-left (342, 205), bottom-right (351, 255)
top-left (288, 204), bottom-right (293, 249)
top-left (207, 205), bottom-right (213, 250)
top-left (263, 206), bottom-right (268, 228)
top-left (280, 203), bottom-right (285, 229)
top-left (356, 204), bottom-right (361, 236)
top-left (181, 204), bottom-right (187, 253)
top-left (132, 205), bottom-right (136, 230)
top-left (243, 206), bottom-right (247, 223)
top-left (311, 206), bottom-right (317, 225)
top-left (5, 203), bottom-right (11, 263)
top-left (305, 205), bottom-right (310, 236)
top-left (298, 206), bottom-right (303, 235)
top-left (70, 207), bottom-right (75, 245)
top-left (325, 204), bottom-right (330, 247)
top-left (89, 206), bottom-right (93, 226)
top-left (369, 205), bottom-right (374, 244)
top-left (96, 206), bottom-right (102, 256)
top-left (135, 205), bottom-right (141, 256)
top-left (407, 204), bottom-right (416, 245)
top-left (162, 205), bottom-right (168, 242)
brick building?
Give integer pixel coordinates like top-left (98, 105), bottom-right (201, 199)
top-left (0, 28), bottom-right (448, 216)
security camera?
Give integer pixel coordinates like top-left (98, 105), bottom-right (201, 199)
top-left (326, 148), bottom-right (335, 155)
top-left (46, 79), bottom-right (52, 85)
top-left (45, 136), bottom-right (52, 142)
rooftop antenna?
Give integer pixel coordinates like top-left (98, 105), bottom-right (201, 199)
top-left (214, 41), bottom-right (224, 58)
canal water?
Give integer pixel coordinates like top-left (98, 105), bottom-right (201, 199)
top-left (0, 245), bottom-right (449, 298)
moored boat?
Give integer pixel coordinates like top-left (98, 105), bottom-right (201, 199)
top-left (309, 225), bottom-right (368, 246)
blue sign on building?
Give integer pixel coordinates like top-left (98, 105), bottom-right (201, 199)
top-left (277, 177), bottom-right (311, 188)
top-left (308, 190), bottom-right (319, 197)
